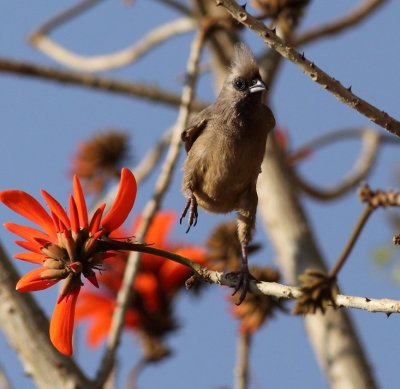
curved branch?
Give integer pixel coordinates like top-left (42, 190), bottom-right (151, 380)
top-left (0, 57), bottom-right (208, 111)
top-left (294, 0), bottom-right (387, 47)
top-left (293, 128), bottom-right (381, 200)
top-left (291, 128), bottom-right (400, 200)
top-left (215, 0), bottom-right (400, 138)
top-left (30, 18), bottom-right (196, 72)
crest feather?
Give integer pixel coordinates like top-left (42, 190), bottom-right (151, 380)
top-left (231, 43), bottom-right (258, 75)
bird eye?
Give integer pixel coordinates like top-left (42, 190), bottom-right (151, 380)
top-left (233, 77), bottom-right (246, 91)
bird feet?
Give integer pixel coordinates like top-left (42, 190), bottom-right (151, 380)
top-left (180, 192), bottom-right (198, 233)
top-left (230, 244), bottom-right (251, 305)
top-left (231, 266), bottom-right (251, 305)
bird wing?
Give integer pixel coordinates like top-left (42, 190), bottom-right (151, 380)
top-left (181, 113), bottom-right (209, 153)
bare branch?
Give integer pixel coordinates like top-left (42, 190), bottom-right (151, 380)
top-left (95, 30), bottom-right (206, 386)
top-left (153, 0), bottom-right (192, 16)
top-left (0, 57), bottom-right (208, 111)
top-left (293, 128), bottom-right (382, 200)
top-left (215, 0), bottom-right (400, 138)
top-left (102, 240), bottom-right (400, 315)
top-left (133, 129), bottom-right (172, 185)
top-left (234, 332), bottom-right (251, 389)
top-left (31, 0), bottom-right (103, 37)
top-left (294, 0), bottom-right (387, 47)
top-left (30, 18), bottom-right (196, 72)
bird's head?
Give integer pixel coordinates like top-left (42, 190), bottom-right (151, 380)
top-left (223, 43), bottom-right (267, 104)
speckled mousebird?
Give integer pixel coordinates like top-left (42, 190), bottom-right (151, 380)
top-left (180, 43), bottom-right (275, 304)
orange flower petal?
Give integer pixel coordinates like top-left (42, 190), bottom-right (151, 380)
top-left (76, 292), bottom-right (113, 319)
top-left (137, 211), bottom-right (176, 247)
top-left (89, 203), bottom-right (106, 235)
top-left (4, 222), bottom-right (50, 242)
top-left (14, 239), bottom-right (43, 254)
top-left (174, 247), bottom-right (207, 265)
top-left (160, 247), bottom-right (207, 291)
top-left (50, 286), bottom-right (80, 356)
top-left (86, 311), bottom-right (112, 348)
top-left (41, 190), bottom-right (71, 231)
top-left (101, 168), bottom-right (137, 232)
top-left (135, 273), bottom-right (160, 311)
top-left (16, 268), bottom-right (59, 292)
top-left (69, 195), bottom-right (79, 234)
top-left (13, 251), bottom-right (45, 264)
top-left (73, 175), bottom-right (88, 229)
top-left (0, 190), bottom-right (55, 237)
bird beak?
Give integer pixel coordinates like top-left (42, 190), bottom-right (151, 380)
top-left (249, 79), bottom-right (267, 94)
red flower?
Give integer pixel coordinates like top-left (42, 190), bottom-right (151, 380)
top-left (0, 168), bottom-right (137, 355)
top-left (76, 211), bottom-right (207, 353)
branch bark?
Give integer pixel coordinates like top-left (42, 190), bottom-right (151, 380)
top-left (0, 57), bottom-right (208, 111)
top-left (294, 0), bottom-right (387, 47)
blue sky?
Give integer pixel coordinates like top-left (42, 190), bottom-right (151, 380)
top-left (1, 1), bottom-right (400, 388)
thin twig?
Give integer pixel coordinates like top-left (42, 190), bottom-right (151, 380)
top-left (100, 240), bottom-right (400, 315)
top-left (0, 362), bottom-right (12, 389)
top-left (95, 31), bottom-right (206, 387)
top-left (292, 128), bottom-right (382, 201)
top-left (234, 332), bottom-right (251, 389)
top-left (294, 0), bottom-right (387, 47)
top-left (0, 57), bottom-right (208, 111)
top-left (31, 0), bottom-right (103, 37)
top-left (133, 129), bottom-right (172, 185)
top-left (215, 0), bottom-right (400, 138)
top-left (30, 18), bottom-right (196, 72)
top-left (153, 0), bottom-right (192, 16)
top-left (329, 206), bottom-right (374, 277)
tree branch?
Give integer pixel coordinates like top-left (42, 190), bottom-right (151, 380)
top-left (101, 240), bottom-right (400, 315)
top-left (0, 57), bottom-right (208, 111)
top-left (234, 332), bottom-right (251, 389)
top-left (215, 0), bottom-right (400, 138)
top-left (293, 128), bottom-right (382, 201)
top-left (30, 18), bottom-right (196, 72)
top-left (294, 0), bottom-right (387, 47)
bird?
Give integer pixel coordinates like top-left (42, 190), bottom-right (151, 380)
top-left (180, 43), bottom-right (275, 304)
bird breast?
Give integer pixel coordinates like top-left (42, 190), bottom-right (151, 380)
top-left (187, 119), bottom-right (267, 213)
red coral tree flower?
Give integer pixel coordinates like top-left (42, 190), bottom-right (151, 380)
top-left (76, 211), bottom-right (207, 357)
top-left (0, 168), bottom-right (137, 355)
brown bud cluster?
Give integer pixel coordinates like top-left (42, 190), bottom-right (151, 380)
top-left (393, 234), bottom-right (400, 245)
top-left (71, 130), bottom-right (130, 194)
top-left (231, 266), bottom-right (284, 333)
top-left (206, 221), bottom-right (261, 272)
top-left (358, 183), bottom-right (400, 209)
top-left (293, 269), bottom-right (338, 315)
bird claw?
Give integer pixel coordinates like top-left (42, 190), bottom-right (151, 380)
top-left (180, 193), bottom-right (198, 233)
top-left (231, 268), bottom-right (250, 305)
